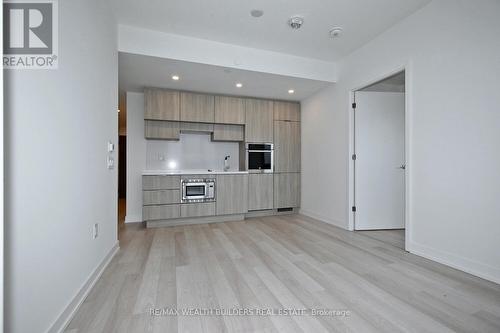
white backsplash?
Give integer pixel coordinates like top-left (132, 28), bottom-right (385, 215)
top-left (146, 133), bottom-right (240, 171)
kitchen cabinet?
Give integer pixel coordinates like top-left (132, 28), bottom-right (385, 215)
top-left (144, 88), bottom-right (180, 121)
top-left (274, 101), bottom-right (300, 122)
top-left (216, 174), bottom-right (248, 215)
top-left (144, 120), bottom-right (180, 140)
top-left (245, 99), bottom-right (274, 143)
top-left (248, 174), bottom-right (273, 210)
top-left (181, 202), bottom-right (216, 218)
top-left (180, 122), bottom-right (214, 133)
top-left (180, 92), bottom-right (215, 123)
top-left (274, 173), bottom-right (300, 208)
top-left (143, 190), bottom-right (180, 205)
top-left (142, 175), bottom-right (181, 190)
top-left (274, 120), bottom-right (301, 172)
top-left (215, 96), bottom-right (245, 124)
top-left (143, 205), bottom-right (180, 220)
top-left (212, 124), bottom-right (244, 142)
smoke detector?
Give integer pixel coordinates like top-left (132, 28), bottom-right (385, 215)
top-left (329, 27), bottom-right (343, 38)
top-left (288, 16), bottom-right (304, 30)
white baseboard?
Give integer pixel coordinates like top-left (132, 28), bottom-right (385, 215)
top-left (47, 242), bottom-right (120, 333)
top-left (125, 214), bottom-right (142, 223)
top-left (408, 241), bottom-right (500, 285)
top-left (300, 210), bottom-right (500, 285)
top-left (298, 209), bottom-right (348, 229)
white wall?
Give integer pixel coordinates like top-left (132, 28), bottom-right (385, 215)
top-left (5, 0), bottom-right (118, 332)
top-left (301, 84), bottom-right (347, 226)
top-left (126, 92), bottom-right (239, 223)
top-left (126, 92), bottom-right (147, 223)
top-left (301, 0), bottom-right (500, 283)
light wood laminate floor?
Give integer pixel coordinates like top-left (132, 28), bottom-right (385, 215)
top-left (66, 214), bottom-right (500, 333)
top-left (357, 229), bottom-right (405, 250)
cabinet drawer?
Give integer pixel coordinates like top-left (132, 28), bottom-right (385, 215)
top-left (143, 190), bottom-right (180, 205)
top-left (143, 175), bottom-right (180, 190)
top-left (143, 205), bottom-right (180, 221)
top-left (181, 202), bottom-right (216, 218)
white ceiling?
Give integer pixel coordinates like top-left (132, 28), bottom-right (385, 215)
top-left (111, 0), bottom-right (431, 61)
top-left (119, 52), bottom-right (332, 101)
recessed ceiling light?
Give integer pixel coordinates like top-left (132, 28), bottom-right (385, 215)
top-left (329, 27), bottom-right (343, 38)
top-left (236, 83), bottom-right (243, 88)
top-left (250, 9), bottom-right (264, 18)
top-left (288, 89), bottom-right (295, 94)
top-left (172, 75), bottom-right (180, 81)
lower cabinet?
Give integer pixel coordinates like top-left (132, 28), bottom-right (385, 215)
top-left (143, 189), bottom-right (180, 205)
top-left (274, 173), bottom-right (300, 208)
top-left (181, 202), bottom-right (216, 218)
top-left (143, 205), bottom-right (180, 220)
top-left (248, 174), bottom-right (273, 210)
top-left (216, 174), bottom-right (248, 215)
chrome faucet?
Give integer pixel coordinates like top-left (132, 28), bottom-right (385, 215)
top-left (224, 155), bottom-right (230, 171)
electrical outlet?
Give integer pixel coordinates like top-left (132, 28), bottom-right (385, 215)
top-left (107, 156), bottom-right (115, 169)
top-left (93, 223), bottom-right (99, 239)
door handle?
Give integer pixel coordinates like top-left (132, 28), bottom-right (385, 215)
top-left (398, 164), bottom-right (406, 170)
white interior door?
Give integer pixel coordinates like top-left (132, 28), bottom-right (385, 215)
top-left (355, 91), bottom-right (405, 230)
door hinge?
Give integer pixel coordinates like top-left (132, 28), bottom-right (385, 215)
top-left (352, 102), bottom-right (357, 109)
top-left (352, 154), bottom-right (357, 160)
top-left (352, 206), bottom-right (357, 212)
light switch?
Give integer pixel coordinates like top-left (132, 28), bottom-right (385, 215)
top-left (108, 141), bottom-right (115, 152)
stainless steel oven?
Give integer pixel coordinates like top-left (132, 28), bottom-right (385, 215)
top-left (181, 178), bottom-right (216, 203)
top-left (246, 143), bottom-right (274, 173)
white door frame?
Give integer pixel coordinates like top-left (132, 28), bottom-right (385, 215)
top-left (347, 64), bottom-right (412, 252)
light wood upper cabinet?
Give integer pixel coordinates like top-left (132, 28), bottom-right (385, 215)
top-left (212, 124), bottom-right (244, 142)
top-left (274, 173), bottom-right (300, 208)
top-left (216, 174), bottom-right (248, 215)
top-left (144, 120), bottom-right (180, 140)
top-left (180, 92), bottom-right (215, 123)
top-left (248, 174), bottom-right (273, 211)
top-left (274, 101), bottom-right (300, 121)
top-left (245, 99), bottom-right (274, 143)
top-left (215, 96), bottom-right (245, 124)
top-left (274, 120), bottom-right (301, 172)
top-left (144, 88), bottom-right (180, 121)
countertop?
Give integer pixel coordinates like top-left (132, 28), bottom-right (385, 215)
top-left (142, 169), bottom-right (249, 176)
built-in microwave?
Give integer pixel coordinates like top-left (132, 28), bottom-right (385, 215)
top-left (246, 143), bottom-right (274, 173)
top-left (181, 178), bottom-right (216, 203)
